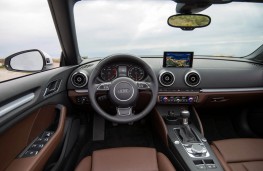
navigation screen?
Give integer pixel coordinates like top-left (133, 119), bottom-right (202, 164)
top-left (163, 52), bottom-right (193, 68)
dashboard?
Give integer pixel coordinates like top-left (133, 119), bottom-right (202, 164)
top-left (67, 55), bottom-right (263, 106)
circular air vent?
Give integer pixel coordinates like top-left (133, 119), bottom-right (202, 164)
top-left (71, 71), bottom-right (88, 88)
top-left (159, 71), bottom-right (175, 87)
top-left (185, 71), bottom-right (201, 87)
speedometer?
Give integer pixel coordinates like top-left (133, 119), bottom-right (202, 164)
top-left (100, 66), bottom-right (117, 81)
top-left (128, 66), bottom-right (144, 81)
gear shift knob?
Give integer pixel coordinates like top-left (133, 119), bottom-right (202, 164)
top-left (181, 110), bottom-right (190, 118)
top-left (180, 110), bottom-right (190, 125)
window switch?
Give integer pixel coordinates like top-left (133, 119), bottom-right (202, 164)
top-left (206, 164), bottom-right (217, 169)
top-left (23, 150), bottom-right (38, 157)
top-left (43, 138), bottom-right (49, 142)
top-left (36, 138), bottom-right (43, 142)
top-left (196, 164), bottom-right (206, 170)
top-left (31, 144), bottom-right (38, 148)
top-left (30, 144), bottom-right (44, 150)
top-left (42, 131), bottom-right (54, 138)
top-left (37, 144), bottom-right (44, 148)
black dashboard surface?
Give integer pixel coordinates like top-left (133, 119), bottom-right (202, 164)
top-left (67, 57), bottom-right (263, 91)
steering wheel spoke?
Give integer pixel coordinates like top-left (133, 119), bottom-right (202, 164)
top-left (116, 107), bottom-right (133, 116)
top-left (96, 82), bottom-right (112, 91)
top-left (136, 81), bottom-right (151, 90)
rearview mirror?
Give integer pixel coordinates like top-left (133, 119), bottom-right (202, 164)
top-left (4, 49), bottom-right (46, 72)
top-left (168, 14), bottom-right (211, 30)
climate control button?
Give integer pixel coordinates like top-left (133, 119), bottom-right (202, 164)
top-left (159, 96), bottom-right (198, 104)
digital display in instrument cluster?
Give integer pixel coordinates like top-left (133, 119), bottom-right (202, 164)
top-left (100, 64), bottom-right (145, 81)
top-left (163, 52), bottom-right (193, 68)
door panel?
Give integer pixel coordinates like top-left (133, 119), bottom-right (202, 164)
top-left (0, 105), bottom-right (59, 171)
top-left (0, 66), bottom-right (75, 132)
top-left (0, 66), bottom-right (76, 171)
top-left (5, 105), bottom-right (66, 171)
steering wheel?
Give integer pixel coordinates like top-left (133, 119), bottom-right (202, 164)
top-left (88, 54), bottom-right (158, 123)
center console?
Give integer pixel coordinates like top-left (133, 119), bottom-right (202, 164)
top-left (155, 105), bottom-right (224, 171)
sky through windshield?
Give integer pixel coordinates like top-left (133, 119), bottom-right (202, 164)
top-left (74, 1), bottom-right (263, 58)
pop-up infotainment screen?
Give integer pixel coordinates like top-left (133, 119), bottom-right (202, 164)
top-left (163, 52), bottom-right (193, 68)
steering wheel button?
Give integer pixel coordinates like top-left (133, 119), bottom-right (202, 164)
top-left (137, 82), bottom-right (150, 89)
top-left (117, 107), bottom-right (132, 116)
top-left (97, 83), bottom-right (110, 90)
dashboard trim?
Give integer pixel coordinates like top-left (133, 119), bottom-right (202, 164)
top-left (0, 93), bottom-right (35, 118)
top-left (201, 87), bottom-right (263, 93)
top-left (75, 89), bottom-right (89, 93)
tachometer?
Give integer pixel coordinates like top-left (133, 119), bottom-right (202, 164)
top-left (100, 65), bottom-right (117, 81)
top-left (128, 66), bottom-right (144, 81)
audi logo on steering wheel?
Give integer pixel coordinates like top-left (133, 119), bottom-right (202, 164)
top-left (117, 88), bottom-right (130, 94)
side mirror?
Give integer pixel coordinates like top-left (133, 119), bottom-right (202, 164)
top-left (4, 49), bottom-right (46, 72)
top-left (167, 14), bottom-right (211, 30)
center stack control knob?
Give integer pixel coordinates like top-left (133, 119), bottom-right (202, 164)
top-left (188, 97), bottom-right (194, 103)
top-left (163, 96), bottom-right (168, 103)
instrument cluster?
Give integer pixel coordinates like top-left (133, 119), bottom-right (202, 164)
top-left (100, 64), bottom-right (146, 82)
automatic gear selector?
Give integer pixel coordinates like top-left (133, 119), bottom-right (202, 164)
top-left (174, 109), bottom-right (210, 158)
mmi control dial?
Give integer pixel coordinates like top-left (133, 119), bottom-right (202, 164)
top-left (191, 144), bottom-right (207, 154)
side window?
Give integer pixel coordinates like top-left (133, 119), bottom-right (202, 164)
top-left (0, 1), bottom-right (61, 82)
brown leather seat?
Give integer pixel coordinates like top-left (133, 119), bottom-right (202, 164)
top-left (211, 138), bottom-right (263, 171)
top-left (75, 147), bottom-right (176, 171)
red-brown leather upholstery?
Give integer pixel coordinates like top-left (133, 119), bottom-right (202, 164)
top-left (75, 147), bottom-right (176, 171)
top-left (211, 138), bottom-right (263, 171)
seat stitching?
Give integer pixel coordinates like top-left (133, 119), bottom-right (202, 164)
top-left (156, 152), bottom-right (160, 171)
top-left (212, 143), bottom-right (228, 162)
top-left (228, 160), bottom-right (263, 164)
top-left (91, 156), bottom-right (93, 171)
top-left (242, 163), bottom-right (249, 171)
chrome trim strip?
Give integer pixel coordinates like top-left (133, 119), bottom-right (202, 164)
top-left (201, 87), bottom-right (263, 93)
top-left (0, 93), bottom-right (35, 117)
top-left (75, 89), bottom-right (89, 93)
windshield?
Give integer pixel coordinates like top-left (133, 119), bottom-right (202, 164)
top-left (74, 1), bottom-right (263, 58)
